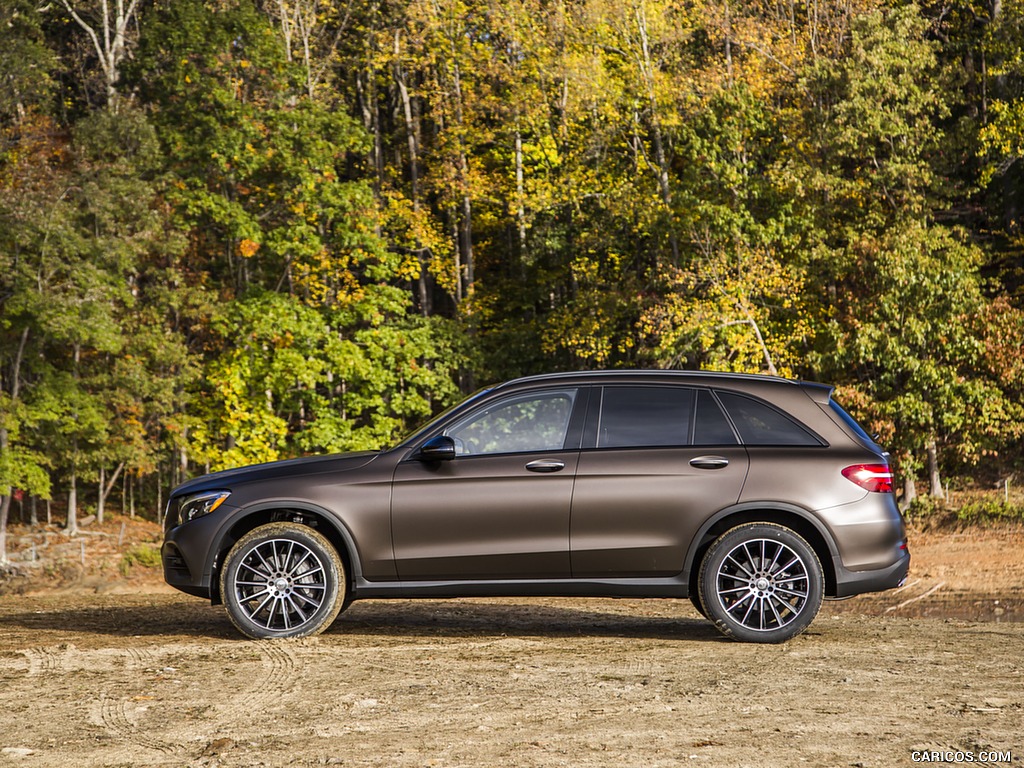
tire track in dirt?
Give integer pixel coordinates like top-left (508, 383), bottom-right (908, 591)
top-left (254, 639), bottom-right (301, 707)
top-left (123, 646), bottom-right (158, 670)
top-left (212, 639), bottom-right (302, 726)
top-left (91, 694), bottom-right (179, 757)
top-left (20, 643), bottom-right (74, 675)
top-left (86, 647), bottom-right (181, 758)
top-left (13, 644), bottom-right (184, 758)
top-left (19, 644), bottom-right (162, 676)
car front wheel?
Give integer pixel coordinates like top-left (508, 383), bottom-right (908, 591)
top-left (698, 523), bottom-right (823, 643)
top-left (220, 522), bottom-right (345, 639)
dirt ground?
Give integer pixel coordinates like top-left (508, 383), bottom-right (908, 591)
top-left (1, 525), bottom-right (1022, 768)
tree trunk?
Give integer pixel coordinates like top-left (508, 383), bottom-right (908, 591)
top-left (926, 439), bottom-right (944, 499)
top-left (514, 128), bottom-right (527, 261)
top-left (0, 328), bottom-right (30, 563)
top-left (355, 71), bottom-right (384, 195)
top-left (446, 56), bottom-right (474, 302)
top-left (0, 493), bottom-right (9, 565)
top-left (156, 464), bottom-right (163, 527)
top-left (270, 0), bottom-right (341, 99)
top-left (900, 474), bottom-right (917, 512)
top-left (450, 203), bottom-right (462, 304)
top-left (179, 427), bottom-right (188, 482)
top-left (460, 188), bottom-right (474, 294)
top-left (67, 341), bottom-right (82, 535)
top-left (634, 2), bottom-right (679, 266)
top-left (97, 462), bottom-right (125, 526)
top-left (59, 0), bottom-right (142, 111)
top-left (0, 425), bottom-right (8, 562)
top-left (98, 467), bottom-right (104, 525)
top-left (395, 43), bottom-right (432, 316)
top-left (66, 470), bottom-right (79, 536)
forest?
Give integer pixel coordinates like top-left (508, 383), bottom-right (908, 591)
top-left (1, 0), bottom-right (1023, 559)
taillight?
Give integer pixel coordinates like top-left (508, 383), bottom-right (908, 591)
top-left (842, 464), bottom-right (894, 493)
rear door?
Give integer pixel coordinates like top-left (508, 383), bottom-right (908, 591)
top-left (570, 386), bottom-right (749, 577)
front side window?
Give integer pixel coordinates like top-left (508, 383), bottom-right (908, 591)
top-left (445, 389), bottom-right (577, 455)
top-left (597, 386), bottom-right (694, 448)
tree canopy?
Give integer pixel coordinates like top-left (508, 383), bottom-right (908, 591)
top-left (2, 0), bottom-right (1023, 557)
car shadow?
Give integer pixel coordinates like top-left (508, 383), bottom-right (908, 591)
top-left (0, 596), bottom-right (239, 641)
top-left (1, 595), bottom-right (725, 643)
top-left (331, 599), bottom-right (724, 642)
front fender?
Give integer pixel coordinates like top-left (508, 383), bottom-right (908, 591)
top-left (202, 500), bottom-right (366, 601)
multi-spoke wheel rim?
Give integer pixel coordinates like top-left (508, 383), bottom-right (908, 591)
top-left (231, 538), bottom-right (329, 632)
top-left (714, 538), bottom-right (810, 632)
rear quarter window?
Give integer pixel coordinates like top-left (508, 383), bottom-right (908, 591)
top-left (715, 391), bottom-right (823, 447)
top-left (827, 399), bottom-right (878, 448)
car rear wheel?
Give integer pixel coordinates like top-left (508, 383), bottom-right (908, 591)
top-left (688, 592), bottom-right (707, 618)
top-left (220, 522), bottom-right (345, 640)
top-left (698, 523), bottom-right (823, 643)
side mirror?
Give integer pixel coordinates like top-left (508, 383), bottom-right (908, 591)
top-left (416, 435), bottom-right (457, 462)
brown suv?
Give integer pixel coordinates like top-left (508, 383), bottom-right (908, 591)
top-left (162, 371), bottom-right (910, 643)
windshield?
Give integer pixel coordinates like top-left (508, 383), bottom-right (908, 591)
top-left (389, 387), bottom-right (493, 451)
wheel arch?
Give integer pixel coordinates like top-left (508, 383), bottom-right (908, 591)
top-left (206, 501), bottom-right (362, 605)
top-left (684, 503), bottom-right (840, 599)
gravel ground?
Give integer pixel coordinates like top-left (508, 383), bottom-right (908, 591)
top-left (0, 526), bottom-right (1021, 768)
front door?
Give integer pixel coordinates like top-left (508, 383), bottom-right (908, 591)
top-left (392, 388), bottom-right (582, 580)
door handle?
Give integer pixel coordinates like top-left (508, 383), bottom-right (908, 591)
top-left (689, 456), bottom-right (730, 470)
top-left (525, 459), bottom-right (566, 473)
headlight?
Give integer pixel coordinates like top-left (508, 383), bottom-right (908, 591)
top-left (178, 490), bottom-right (232, 525)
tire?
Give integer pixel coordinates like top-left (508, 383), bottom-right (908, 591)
top-left (689, 592), bottom-right (707, 618)
top-left (697, 523), bottom-right (823, 644)
top-left (220, 522), bottom-right (346, 640)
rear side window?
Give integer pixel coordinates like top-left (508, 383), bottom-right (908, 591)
top-left (693, 390), bottom-right (739, 445)
top-left (715, 391), bottom-right (822, 447)
top-left (598, 386), bottom-right (694, 448)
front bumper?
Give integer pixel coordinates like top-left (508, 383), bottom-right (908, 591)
top-left (162, 506), bottom-right (237, 599)
top-left (162, 540), bottom-right (211, 598)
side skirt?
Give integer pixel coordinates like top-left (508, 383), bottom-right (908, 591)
top-left (351, 575), bottom-right (689, 600)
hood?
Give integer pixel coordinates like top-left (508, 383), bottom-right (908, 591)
top-left (170, 451), bottom-right (380, 497)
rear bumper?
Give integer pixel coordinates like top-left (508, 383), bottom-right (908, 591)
top-left (832, 545), bottom-right (910, 598)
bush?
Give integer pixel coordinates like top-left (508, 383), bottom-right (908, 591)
top-left (904, 496), bottom-right (946, 522)
top-left (119, 543), bottom-right (162, 577)
top-left (955, 500), bottom-right (1024, 525)
top-left (904, 494), bottom-right (1024, 528)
